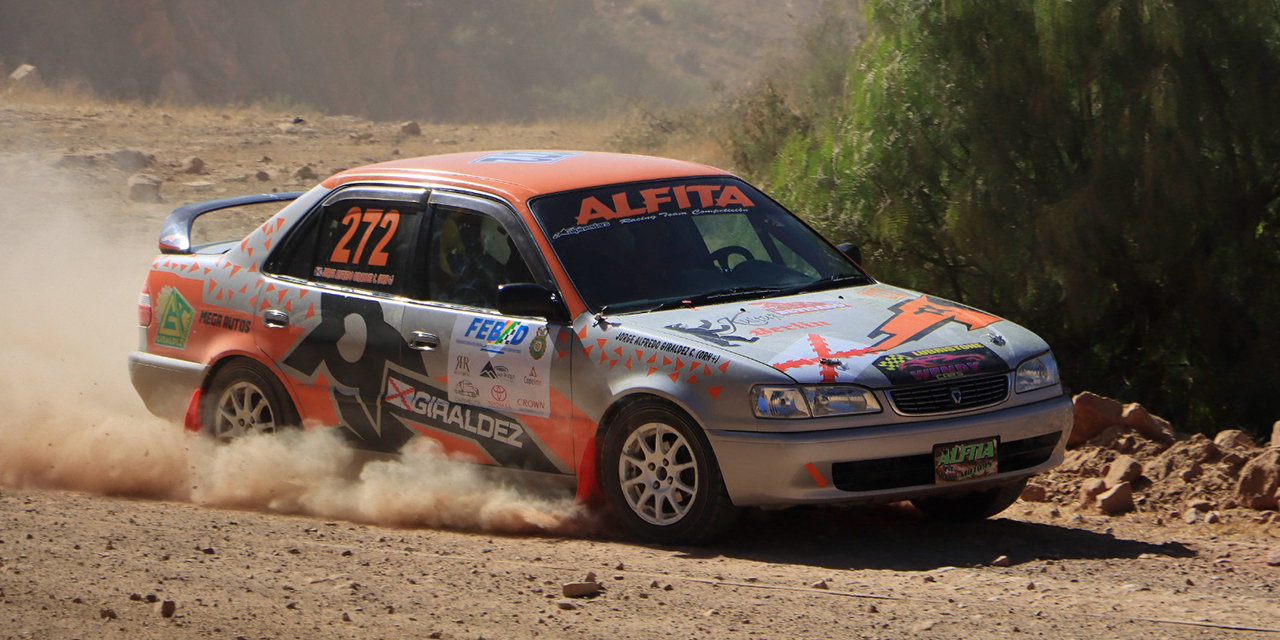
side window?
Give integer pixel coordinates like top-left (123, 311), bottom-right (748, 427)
top-left (425, 206), bottom-right (534, 309)
top-left (310, 199), bottom-right (420, 295)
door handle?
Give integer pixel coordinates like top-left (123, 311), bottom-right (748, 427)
top-left (409, 331), bottom-right (440, 350)
top-left (262, 309), bottom-right (290, 328)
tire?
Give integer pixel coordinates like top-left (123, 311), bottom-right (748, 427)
top-left (601, 401), bottom-right (740, 544)
top-left (911, 476), bottom-right (1029, 522)
top-left (201, 359), bottom-right (297, 439)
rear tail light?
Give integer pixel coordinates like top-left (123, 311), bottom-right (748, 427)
top-left (138, 284), bottom-right (152, 327)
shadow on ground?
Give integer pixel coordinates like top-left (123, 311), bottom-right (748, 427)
top-left (671, 504), bottom-right (1196, 571)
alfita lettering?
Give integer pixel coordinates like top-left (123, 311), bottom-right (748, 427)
top-left (938, 440), bottom-right (995, 465)
top-left (576, 185), bottom-right (754, 225)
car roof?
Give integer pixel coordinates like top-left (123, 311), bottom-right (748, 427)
top-left (321, 150), bottom-right (731, 203)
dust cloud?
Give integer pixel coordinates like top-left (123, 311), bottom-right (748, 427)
top-left (0, 157), bottom-right (590, 536)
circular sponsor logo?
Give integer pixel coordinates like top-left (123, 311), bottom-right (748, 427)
top-left (490, 385), bottom-right (507, 402)
top-left (530, 327), bottom-right (548, 360)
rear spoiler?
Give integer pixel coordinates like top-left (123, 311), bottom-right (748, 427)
top-left (158, 191), bottom-right (305, 254)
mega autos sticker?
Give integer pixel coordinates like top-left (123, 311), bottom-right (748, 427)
top-left (872, 343), bottom-right (1006, 384)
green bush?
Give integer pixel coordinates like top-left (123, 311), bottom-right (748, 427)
top-left (738, 0), bottom-right (1280, 438)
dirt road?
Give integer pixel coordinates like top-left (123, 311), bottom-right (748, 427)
top-left (2, 94), bottom-right (1278, 640)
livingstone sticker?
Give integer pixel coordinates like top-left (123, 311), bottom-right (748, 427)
top-left (449, 314), bottom-right (551, 417)
top-left (154, 285), bottom-right (194, 349)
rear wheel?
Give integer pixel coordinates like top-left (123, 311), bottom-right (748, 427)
top-left (201, 360), bottom-right (297, 438)
top-left (911, 477), bottom-right (1028, 522)
top-left (601, 401), bottom-right (740, 544)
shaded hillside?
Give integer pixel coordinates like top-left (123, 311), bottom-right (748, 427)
top-left (0, 0), bottom-right (816, 121)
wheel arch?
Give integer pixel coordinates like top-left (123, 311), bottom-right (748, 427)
top-left (197, 350), bottom-right (302, 431)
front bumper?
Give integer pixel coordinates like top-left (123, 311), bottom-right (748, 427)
top-left (708, 395), bottom-right (1072, 507)
top-left (127, 351), bottom-right (208, 420)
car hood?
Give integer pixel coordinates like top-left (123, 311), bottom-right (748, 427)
top-left (612, 284), bottom-right (1049, 387)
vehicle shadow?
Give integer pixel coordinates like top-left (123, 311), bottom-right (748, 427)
top-left (672, 505), bottom-right (1196, 571)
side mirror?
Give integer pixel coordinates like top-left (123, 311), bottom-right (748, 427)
top-left (837, 242), bottom-right (863, 264)
top-left (496, 283), bottom-right (567, 320)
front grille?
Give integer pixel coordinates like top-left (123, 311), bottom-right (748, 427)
top-left (887, 374), bottom-right (1010, 415)
top-left (830, 431), bottom-right (1062, 492)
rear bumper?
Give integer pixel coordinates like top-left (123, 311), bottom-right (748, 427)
top-left (127, 351), bottom-right (207, 420)
top-left (708, 395), bottom-right (1073, 507)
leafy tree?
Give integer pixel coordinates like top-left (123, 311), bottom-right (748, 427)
top-left (763, 0), bottom-right (1280, 436)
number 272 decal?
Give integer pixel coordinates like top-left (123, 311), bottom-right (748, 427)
top-left (330, 207), bottom-right (400, 267)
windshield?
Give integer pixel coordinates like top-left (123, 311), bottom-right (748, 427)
top-left (529, 177), bottom-right (869, 313)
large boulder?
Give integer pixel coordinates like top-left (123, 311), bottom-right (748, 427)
top-left (1237, 449), bottom-right (1280, 510)
top-left (1070, 393), bottom-right (1124, 446)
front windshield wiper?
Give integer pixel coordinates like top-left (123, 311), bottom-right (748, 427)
top-left (780, 273), bottom-right (873, 296)
top-left (643, 286), bottom-right (787, 312)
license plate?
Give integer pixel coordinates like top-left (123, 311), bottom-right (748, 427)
top-left (933, 437), bottom-right (998, 484)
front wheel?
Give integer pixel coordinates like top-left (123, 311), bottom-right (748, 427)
top-left (201, 359), bottom-right (297, 439)
top-left (911, 477), bottom-right (1029, 522)
top-left (601, 402), bottom-right (740, 544)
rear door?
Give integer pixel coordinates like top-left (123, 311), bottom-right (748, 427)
top-left (259, 185), bottom-right (428, 453)
top-left (391, 191), bottom-right (576, 476)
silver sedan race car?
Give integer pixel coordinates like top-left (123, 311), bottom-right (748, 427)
top-left (129, 150), bottom-right (1072, 543)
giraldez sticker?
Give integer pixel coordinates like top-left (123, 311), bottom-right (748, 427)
top-left (450, 314), bottom-right (551, 417)
top-left (381, 364), bottom-right (564, 473)
top-left (934, 437), bottom-right (998, 483)
top-left (154, 285), bottom-right (194, 348)
top-left (872, 343), bottom-right (1006, 384)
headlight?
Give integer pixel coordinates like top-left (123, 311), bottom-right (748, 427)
top-left (751, 385), bottom-right (881, 418)
top-left (1015, 352), bottom-right (1060, 393)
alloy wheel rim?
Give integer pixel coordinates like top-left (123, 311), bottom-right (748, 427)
top-left (618, 422), bottom-right (699, 525)
top-left (213, 381), bottom-right (275, 438)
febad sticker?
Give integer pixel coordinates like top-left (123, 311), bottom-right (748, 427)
top-left (450, 314), bottom-right (551, 417)
top-left (154, 285), bottom-right (194, 349)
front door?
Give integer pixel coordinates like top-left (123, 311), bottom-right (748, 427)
top-left (391, 192), bottom-right (575, 476)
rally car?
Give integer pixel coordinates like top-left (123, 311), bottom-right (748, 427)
top-left (129, 150), bottom-right (1072, 543)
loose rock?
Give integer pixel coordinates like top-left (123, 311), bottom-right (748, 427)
top-left (155, 600), bottom-right (177, 618)
top-left (1020, 483), bottom-right (1048, 502)
top-left (99, 608), bottom-right (117, 620)
top-left (1214, 429), bottom-right (1255, 451)
top-left (110, 149), bottom-right (154, 172)
top-left (991, 555), bottom-right (1010, 567)
top-left (1097, 482), bottom-right (1135, 514)
top-left (293, 165), bottom-right (318, 181)
top-left (562, 582), bottom-right (601, 598)
top-left (555, 600), bottom-right (577, 611)
top-left (811, 579), bottom-right (829, 590)
top-left (1105, 455), bottom-right (1143, 488)
top-left (127, 174), bottom-right (163, 202)
top-left (179, 156), bottom-right (205, 174)
top-left (400, 121), bottom-right (422, 136)
top-left (1237, 449), bottom-right (1280, 510)
top-left (8, 63), bottom-right (42, 88)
